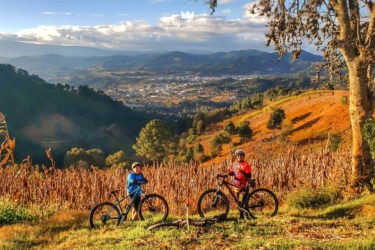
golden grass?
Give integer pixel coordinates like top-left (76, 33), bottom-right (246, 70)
top-left (0, 145), bottom-right (352, 217)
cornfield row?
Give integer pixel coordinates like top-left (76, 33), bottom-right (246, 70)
top-left (0, 146), bottom-right (352, 215)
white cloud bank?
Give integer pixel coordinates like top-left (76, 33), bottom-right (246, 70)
top-left (1, 11), bottom-right (274, 53)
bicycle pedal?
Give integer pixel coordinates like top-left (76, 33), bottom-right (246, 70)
top-left (118, 213), bottom-right (127, 224)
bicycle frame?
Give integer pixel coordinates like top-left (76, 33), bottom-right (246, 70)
top-left (107, 185), bottom-right (144, 218)
top-left (215, 175), bottom-right (251, 212)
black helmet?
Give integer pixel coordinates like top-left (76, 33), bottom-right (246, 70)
top-left (132, 162), bottom-right (142, 169)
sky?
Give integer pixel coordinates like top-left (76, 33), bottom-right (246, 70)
top-left (0, 0), bottom-right (316, 53)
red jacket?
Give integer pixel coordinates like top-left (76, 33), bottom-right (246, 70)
top-left (230, 161), bottom-right (252, 188)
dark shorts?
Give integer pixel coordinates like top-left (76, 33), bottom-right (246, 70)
top-left (129, 194), bottom-right (141, 210)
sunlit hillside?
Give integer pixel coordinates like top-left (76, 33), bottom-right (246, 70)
top-left (197, 90), bottom-right (352, 166)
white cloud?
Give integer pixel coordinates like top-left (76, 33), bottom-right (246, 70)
top-left (93, 14), bottom-right (104, 17)
top-left (218, 0), bottom-right (239, 4)
top-left (43, 12), bottom-right (72, 15)
top-left (118, 13), bottom-right (129, 16)
top-left (243, 2), bottom-right (269, 22)
top-left (222, 9), bottom-right (231, 14)
top-left (150, 0), bottom-right (172, 3)
top-left (0, 14), bottom-right (271, 52)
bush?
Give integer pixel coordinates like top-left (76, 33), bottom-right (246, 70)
top-left (330, 132), bottom-right (342, 152)
top-left (0, 198), bottom-right (58, 225)
top-left (340, 96), bottom-right (348, 105)
top-left (267, 108), bottom-right (286, 129)
top-left (288, 185), bottom-right (341, 209)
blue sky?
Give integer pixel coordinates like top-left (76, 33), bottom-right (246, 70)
top-left (0, 0), bottom-right (315, 53)
top-left (0, 0), bottom-right (245, 32)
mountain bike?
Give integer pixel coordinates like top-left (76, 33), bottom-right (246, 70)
top-left (147, 197), bottom-right (237, 231)
top-left (89, 182), bottom-right (169, 229)
top-left (197, 174), bottom-right (278, 220)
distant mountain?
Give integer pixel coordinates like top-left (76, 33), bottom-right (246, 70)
top-left (1, 49), bottom-right (324, 87)
top-left (0, 40), bottom-right (163, 58)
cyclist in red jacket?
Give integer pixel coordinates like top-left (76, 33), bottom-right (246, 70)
top-left (229, 148), bottom-right (252, 219)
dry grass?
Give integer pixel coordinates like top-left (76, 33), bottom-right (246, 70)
top-left (0, 145), bottom-right (351, 216)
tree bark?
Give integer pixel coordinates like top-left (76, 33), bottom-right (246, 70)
top-left (347, 59), bottom-right (373, 185)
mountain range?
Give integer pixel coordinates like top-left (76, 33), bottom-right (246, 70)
top-left (0, 46), bottom-right (324, 86)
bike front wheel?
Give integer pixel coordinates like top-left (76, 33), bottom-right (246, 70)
top-left (138, 194), bottom-right (169, 223)
top-left (245, 188), bottom-right (278, 220)
top-left (89, 202), bottom-right (120, 229)
top-left (197, 189), bottom-right (229, 218)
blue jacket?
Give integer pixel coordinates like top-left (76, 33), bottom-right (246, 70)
top-left (127, 172), bottom-right (147, 197)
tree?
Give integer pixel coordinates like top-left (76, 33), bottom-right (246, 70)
top-left (203, 0), bottom-right (375, 186)
top-left (105, 150), bottom-right (129, 168)
top-left (64, 148), bottom-right (105, 168)
top-left (224, 121), bottom-right (237, 135)
top-left (237, 121), bottom-right (253, 143)
top-left (267, 108), bottom-right (286, 130)
top-left (133, 119), bottom-right (175, 161)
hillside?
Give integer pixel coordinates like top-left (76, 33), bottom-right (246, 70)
top-left (196, 90), bottom-right (352, 165)
top-left (0, 64), bottom-right (158, 166)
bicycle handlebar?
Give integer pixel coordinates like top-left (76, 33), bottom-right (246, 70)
top-left (217, 174), bottom-right (228, 179)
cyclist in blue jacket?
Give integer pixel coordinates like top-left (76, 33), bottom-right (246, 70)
top-left (127, 162), bottom-right (148, 221)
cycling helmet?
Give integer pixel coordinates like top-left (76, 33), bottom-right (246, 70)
top-left (235, 149), bottom-right (245, 156)
top-left (132, 162), bottom-right (143, 169)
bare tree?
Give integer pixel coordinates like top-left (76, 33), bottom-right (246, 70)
top-left (200, 0), bottom-right (375, 186)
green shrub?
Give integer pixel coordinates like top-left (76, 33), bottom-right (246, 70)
top-left (0, 198), bottom-right (58, 225)
top-left (288, 185), bottom-right (341, 209)
top-left (340, 96), bottom-right (348, 105)
top-left (330, 132), bottom-right (342, 152)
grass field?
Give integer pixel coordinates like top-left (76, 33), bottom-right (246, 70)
top-left (1, 193), bottom-right (375, 249)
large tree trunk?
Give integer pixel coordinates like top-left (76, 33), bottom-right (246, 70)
top-left (347, 59), bottom-right (373, 186)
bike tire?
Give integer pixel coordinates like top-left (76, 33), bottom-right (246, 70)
top-left (197, 189), bottom-right (229, 218)
top-left (147, 222), bottom-right (179, 231)
top-left (89, 201), bottom-right (120, 229)
top-left (138, 193), bottom-right (169, 223)
top-left (245, 188), bottom-right (278, 220)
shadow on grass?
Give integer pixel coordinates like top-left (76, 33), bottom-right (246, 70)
top-left (291, 112), bottom-right (311, 123)
top-left (291, 206), bottom-right (356, 220)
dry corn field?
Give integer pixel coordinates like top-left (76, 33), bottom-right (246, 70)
top-left (0, 146), bottom-right (352, 216)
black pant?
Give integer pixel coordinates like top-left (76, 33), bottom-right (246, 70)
top-left (129, 195), bottom-right (141, 210)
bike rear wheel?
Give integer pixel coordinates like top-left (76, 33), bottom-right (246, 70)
top-left (89, 202), bottom-right (120, 229)
top-left (147, 221), bottom-right (180, 231)
top-left (197, 189), bottom-right (229, 218)
top-left (245, 188), bottom-right (278, 220)
top-left (138, 194), bottom-right (169, 223)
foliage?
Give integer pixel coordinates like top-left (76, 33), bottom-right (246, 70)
top-left (0, 198), bottom-right (58, 226)
top-left (329, 132), bottom-right (342, 152)
top-left (105, 150), bottom-right (129, 169)
top-left (64, 148), bottom-right (105, 168)
top-left (133, 119), bottom-right (175, 161)
top-left (223, 121), bottom-right (237, 135)
top-left (363, 118), bottom-right (375, 159)
top-left (279, 119), bottom-right (293, 143)
top-left (267, 108), bottom-right (286, 130)
top-left (236, 121), bottom-right (253, 143)
top-left (288, 184), bottom-right (342, 209)
top-left (194, 143), bottom-right (204, 154)
top-left (340, 96), bottom-right (348, 105)
top-left (213, 132), bottom-right (231, 144)
top-left (0, 64), bottom-right (154, 166)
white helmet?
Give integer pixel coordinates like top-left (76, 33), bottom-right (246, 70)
top-left (235, 149), bottom-right (245, 155)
